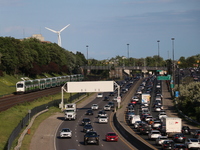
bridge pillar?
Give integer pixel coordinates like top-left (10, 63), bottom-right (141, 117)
top-left (109, 68), bottom-right (123, 79)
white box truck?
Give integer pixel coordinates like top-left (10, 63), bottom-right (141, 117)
top-left (141, 94), bottom-right (151, 104)
top-left (130, 115), bottom-right (141, 125)
top-left (162, 117), bottom-right (182, 137)
top-left (64, 103), bottom-right (77, 120)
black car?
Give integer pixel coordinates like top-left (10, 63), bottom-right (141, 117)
top-left (181, 126), bottom-right (191, 135)
top-left (172, 133), bottom-right (186, 143)
top-left (109, 92), bottom-right (114, 96)
top-left (81, 118), bottom-right (91, 126)
top-left (173, 144), bottom-right (187, 150)
top-left (107, 101), bottom-right (115, 108)
top-left (104, 96), bottom-right (110, 101)
top-left (139, 123), bottom-right (152, 135)
top-left (85, 109), bottom-right (93, 115)
top-left (84, 131), bottom-right (100, 145)
top-left (83, 124), bottom-right (93, 133)
top-left (193, 130), bottom-right (200, 139)
top-left (161, 140), bottom-right (174, 150)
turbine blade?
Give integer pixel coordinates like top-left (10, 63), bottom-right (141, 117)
top-left (45, 27), bottom-right (57, 33)
top-left (60, 24), bottom-right (70, 32)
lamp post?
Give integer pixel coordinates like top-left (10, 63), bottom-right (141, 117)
top-left (127, 44), bottom-right (129, 66)
top-left (86, 45), bottom-right (89, 65)
top-left (157, 40), bottom-right (160, 67)
top-left (171, 38), bottom-right (175, 88)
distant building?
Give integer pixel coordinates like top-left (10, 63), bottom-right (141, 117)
top-left (29, 34), bottom-right (45, 41)
top-left (23, 34), bottom-right (51, 44)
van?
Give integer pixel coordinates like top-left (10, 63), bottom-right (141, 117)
top-left (130, 115), bottom-right (141, 125)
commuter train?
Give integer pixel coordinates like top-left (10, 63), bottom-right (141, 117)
top-left (16, 74), bottom-right (84, 94)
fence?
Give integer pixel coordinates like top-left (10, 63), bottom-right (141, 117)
top-left (6, 93), bottom-right (86, 150)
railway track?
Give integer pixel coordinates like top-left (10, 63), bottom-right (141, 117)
top-left (0, 87), bottom-right (61, 112)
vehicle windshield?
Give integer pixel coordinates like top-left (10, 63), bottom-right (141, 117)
top-left (62, 129), bottom-right (70, 132)
top-left (86, 132), bottom-right (97, 136)
top-left (17, 83), bottom-right (23, 88)
top-left (108, 133), bottom-right (116, 136)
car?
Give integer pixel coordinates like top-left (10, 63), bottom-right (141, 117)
top-left (109, 92), bottom-right (114, 96)
top-left (148, 130), bottom-right (161, 140)
top-left (107, 101), bottom-right (115, 108)
top-left (127, 112), bottom-right (135, 120)
top-left (113, 96), bottom-right (118, 101)
top-left (59, 128), bottom-right (72, 138)
top-left (158, 112), bottom-right (167, 119)
top-left (134, 121), bottom-right (145, 129)
top-left (155, 136), bottom-right (168, 145)
top-left (85, 109), bottom-right (93, 115)
top-left (98, 116), bottom-right (108, 123)
top-left (83, 124), bottom-right (93, 133)
top-left (81, 118), bottom-right (91, 126)
top-left (193, 130), bottom-right (200, 139)
top-left (103, 96), bottom-right (110, 101)
top-left (132, 96), bottom-right (139, 101)
top-left (127, 106), bottom-right (135, 112)
top-left (181, 126), bottom-right (191, 135)
top-left (185, 138), bottom-right (200, 149)
top-left (104, 105), bottom-right (111, 111)
top-left (105, 132), bottom-right (118, 142)
top-left (152, 120), bottom-right (162, 129)
top-left (84, 131), bottom-right (100, 145)
top-left (97, 93), bottom-right (103, 98)
top-left (91, 104), bottom-right (99, 110)
top-left (140, 123), bottom-right (152, 135)
top-left (172, 133), bottom-right (186, 143)
top-left (173, 144), bottom-right (188, 150)
top-left (98, 110), bottom-right (107, 117)
top-left (154, 106), bottom-right (162, 112)
top-left (144, 115), bottom-right (153, 122)
top-left (161, 140), bottom-right (174, 150)
top-left (130, 100), bottom-right (137, 105)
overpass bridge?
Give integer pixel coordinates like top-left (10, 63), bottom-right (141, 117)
top-left (80, 66), bottom-right (168, 79)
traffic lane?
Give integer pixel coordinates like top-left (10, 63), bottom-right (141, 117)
top-left (56, 96), bottom-right (129, 150)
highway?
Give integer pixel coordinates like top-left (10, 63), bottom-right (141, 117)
top-left (55, 83), bottom-right (136, 150)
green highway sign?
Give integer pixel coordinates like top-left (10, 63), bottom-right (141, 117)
top-left (157, 75), bottom-right (171, 80)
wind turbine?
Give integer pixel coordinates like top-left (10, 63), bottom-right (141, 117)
top-left (45, 24), bottom-right (70, 47)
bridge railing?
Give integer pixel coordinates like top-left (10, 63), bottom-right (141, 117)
top-left (80, 66), bottom-right (167, 70)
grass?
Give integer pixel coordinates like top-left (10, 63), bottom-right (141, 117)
top-left (20, 107), bottom-right (61, 150)
top-left (0, 92), bottom-right (71, 150)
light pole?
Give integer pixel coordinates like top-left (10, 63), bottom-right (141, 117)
top-left (127, 44), bottom-right (129, 66)
top-left (86, 45), bottom-right (89, 65)
top-left (157, 40), bottom-right (160, 67)
top-left (171, 38), bottom-right (175, 88)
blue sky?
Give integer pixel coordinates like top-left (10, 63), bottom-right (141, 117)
top-left (0, 0), bottom-right (200, 60)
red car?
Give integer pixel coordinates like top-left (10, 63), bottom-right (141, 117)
top-left (105, 132), bottom-right (118, 142)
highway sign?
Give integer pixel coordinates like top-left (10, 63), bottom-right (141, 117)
top-left (157, 75), bottom-right (171, 80)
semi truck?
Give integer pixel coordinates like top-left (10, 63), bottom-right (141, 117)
top-left (162, 117), bottom-right (182, 137)
top-left (64, 103), bottom-right (77, 120)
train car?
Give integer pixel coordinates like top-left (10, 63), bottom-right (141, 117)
top-left (16, 74), bottom-right (84, 94)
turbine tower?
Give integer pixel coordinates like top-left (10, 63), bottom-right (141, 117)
top-left (45, 24), bottom-right (70, 47)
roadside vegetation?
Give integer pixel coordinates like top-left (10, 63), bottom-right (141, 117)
top-left (174, 82), bottom-right (200, 123)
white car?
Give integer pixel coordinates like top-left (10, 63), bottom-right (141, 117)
top-left (60, 128), bottom-right (72, 138)
top-left (152, 120), bottom-right (161, 129)
top-left (154, 106), bottom-right (162, 112)
top-left (155, 136), bottom-right (168, 145)
top-left (145, 115), bottom-right (153, 122)
top-left (158, 112), bottom-right (167, 119)
top-left (91, 104), bottom-right (99, 110)
top-left (97, 93), bottom-right (103, 98)
top-left (185, 138), bottom-right (200, 149)
top-left (132, 96), bottom-right (139, 101)
top-left (148, 130), bottom-right (161, 140)
top-left (98, 116), bottom-right (108, 123)
top-left (113, 96), bottom-right (118, 101)
top-left (103, 105), bottom-right (111, 111)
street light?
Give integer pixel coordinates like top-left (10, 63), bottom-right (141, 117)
top-left (127, 44), bottom-right (129, 66)
top-left (157, 40), bottom-right (160, 67)
top-left (86, 45), bottom-right (89, 65)
top-left (171, 38), bottom-right (175, 88)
